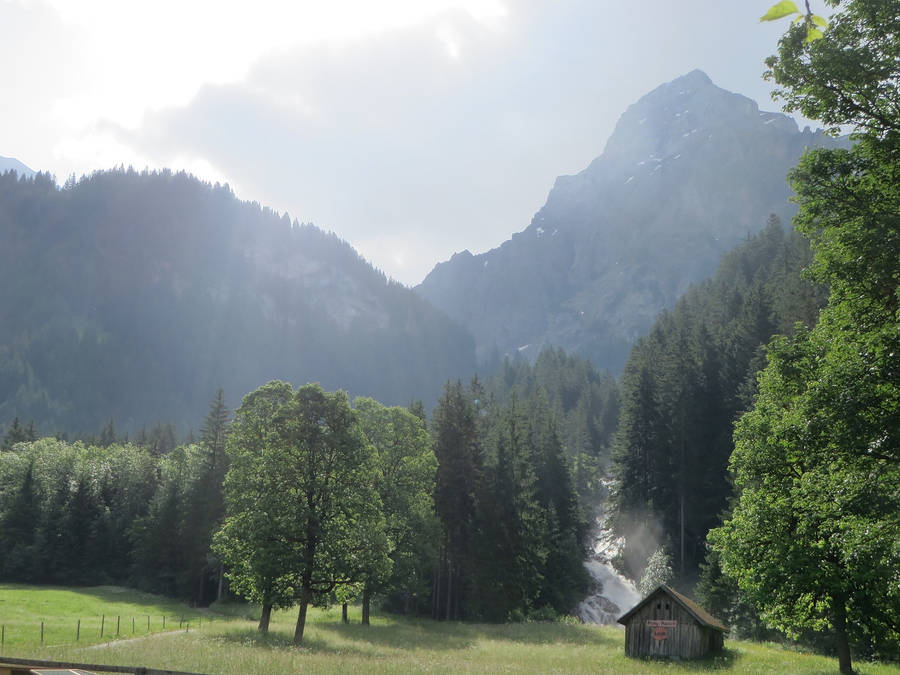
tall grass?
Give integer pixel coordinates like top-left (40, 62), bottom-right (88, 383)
top-left (2, 585), bottom-right (898, 674)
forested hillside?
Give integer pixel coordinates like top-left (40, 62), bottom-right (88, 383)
top-left (611, 217), bottom-right (826, 579)
top-left (0, 169), bottom-right (475, 435)
top-left (429, 378), bottom-right (589, 623)
top-left (480, 348), bottom-right (619, 513)
top-left (418, 70), bottom-right (845, 372)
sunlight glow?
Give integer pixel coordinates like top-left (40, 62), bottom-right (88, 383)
top-left (437, 26), bottom-right (463, 60)
top-left (25, 0), bottom-right (508, 188)
top-left (36, 0), bottom-right (508, 127)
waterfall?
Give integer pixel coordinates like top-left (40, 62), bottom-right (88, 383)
top-left (577, 483), bottom-right (641, 625)
top-left (577, 560), bottom-right (641, 625)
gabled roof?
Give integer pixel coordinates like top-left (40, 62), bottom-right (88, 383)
top-left (617, 584), bottom-right (728, 633)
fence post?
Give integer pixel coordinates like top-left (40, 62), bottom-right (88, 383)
top-left (116, 615), bottom-right (120, 637)
top-left (132, 616), bottom-right (135, 633)
top-left (147, 615), bottom-right (150, 632)
top-left (2, 624), bottom-right (5, 649)
top-left (40, 621), bottom-right (44, 646)
top-left (77, 618), bottom-right (80, 642)
top-left (179, 616), bottom-right (183, 629)
top-left (163, 616), bottom-right (166, 630)
top-left (101, 614), bottom-right (105, 637)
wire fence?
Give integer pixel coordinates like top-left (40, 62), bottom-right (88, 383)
top-left (0, 613), bottom-right (211, 649)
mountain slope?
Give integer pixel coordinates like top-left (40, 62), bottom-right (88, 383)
top-left (0, 168), bottom-right (475, 433)
top-left (417, 70), bottom-right (844, 371)
top-left (0, 155), bottom-right (35, 178)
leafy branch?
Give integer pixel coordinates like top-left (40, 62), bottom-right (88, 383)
top-left (761, 0), bottom-right (828, 42)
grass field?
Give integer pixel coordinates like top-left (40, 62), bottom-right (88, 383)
top-left (1, 584), bottom-right (898, 674)
top-left (0, 584), bottom-right (210, 649)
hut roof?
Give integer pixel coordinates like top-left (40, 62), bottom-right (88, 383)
top-left (617, 584), bottom-right (728, 633)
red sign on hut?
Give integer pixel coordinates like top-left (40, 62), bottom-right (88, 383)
top-left (648, 619), bottom-right (677, 640)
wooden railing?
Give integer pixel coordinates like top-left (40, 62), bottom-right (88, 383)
top-left (0, 655), bottom-right (206, 675)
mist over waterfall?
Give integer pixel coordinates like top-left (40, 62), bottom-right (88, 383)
top-left (577, 488), bottom-right (640, 625)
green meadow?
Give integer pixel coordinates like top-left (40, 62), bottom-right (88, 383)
top-left (0, 584), bottom-right (209, 649)
top-left (1, 584), bottom-right (898, 674)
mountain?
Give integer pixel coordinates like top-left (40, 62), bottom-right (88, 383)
top-left (0, 168), bottom-right (475, 434)
top-left (416, 70), bottom-right (845, 372)
top-left (0, 155), bottom-right (35, 178)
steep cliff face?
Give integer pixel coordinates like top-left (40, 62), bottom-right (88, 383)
top-left (417, 70), bottom-right (843, 371)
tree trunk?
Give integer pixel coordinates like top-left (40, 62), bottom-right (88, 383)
top-left (680, 491), bottom-right (685, 576)
top-left (194, 572), bottom-right (203, 608)
top-left (834, 598), bottom-right (853, 674)
top-left (432, 545), bottom-right (443, 620)
top-left (679, 409), bottom-right (686, 576)
top-left (342, 603), bottom-right (348, 624)
top-left (258, 602), bottom-right (272, 634)
top-left (294, 596), bottom-right (310, 646)
top-left (362, 586), bottom-right (371, 626)
top-left (445, 556), bottom-right (453, 621)
top-left (217, 565), bottom-right (224, 602)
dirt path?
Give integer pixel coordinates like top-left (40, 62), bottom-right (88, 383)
top-left (82, 628), bottom-right (191, 649)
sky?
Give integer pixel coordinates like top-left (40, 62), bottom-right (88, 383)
top-left (1, 0), bottom-right (805, 286)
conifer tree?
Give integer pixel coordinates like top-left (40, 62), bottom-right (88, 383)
top-left (431, 380), bottom-right (482, 620)
top-left (98, 419), bottom-right (117, 447)
top-left (612, 219), bottom-right (825, 580)
top-left (527, 396), bottom-right (589, 614)
top-left (474, 395), bottom-right (548, 620)
top-left (0, 459), bottom-right (39, 579)
top-left (2, 417), bottom-right (35, 450)
top-left (181, 389), bottom-right (232, 604)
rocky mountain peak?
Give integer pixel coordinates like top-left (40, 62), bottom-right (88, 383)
top-left (582, 71), bottom-right (799, 184)
top-left (417, 71), bottom-right (845, 371)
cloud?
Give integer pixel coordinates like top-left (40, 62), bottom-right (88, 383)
top-left (111, 7), bottom-right (546, 282)
top-left (30, 0), bottom-right (794, 285)
top-left (0, 0), bottom-right (89, 170)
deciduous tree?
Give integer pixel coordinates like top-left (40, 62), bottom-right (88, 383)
top-left (216, 382), bottom-right (388, 644)
top-left (354, 397), bottom-right (438, 620)
top-left (711, 3), bottom-right (900, 671)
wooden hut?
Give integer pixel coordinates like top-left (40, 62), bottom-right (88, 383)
top-left (617, 585), bottom-right (727, 659)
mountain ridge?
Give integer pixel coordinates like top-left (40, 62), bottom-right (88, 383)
top-left (0, 155), bottom-right (35, 178)
top-left (0, 168), bottom-right (475, 433)
top-left (416, 70), bottom-right (845, 371)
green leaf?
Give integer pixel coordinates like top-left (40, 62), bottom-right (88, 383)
top-left (760, 1), bottom-right (799, 22)
top-left (792, 14), bottom-right (805, 23)
top-left (810, 14), bottom-right (828, 28)
top-left (804, 27), bottom-right (824, 42)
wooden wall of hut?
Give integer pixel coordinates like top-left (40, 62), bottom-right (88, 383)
top-left (623, 593), bottom-right (723, 659)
